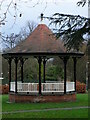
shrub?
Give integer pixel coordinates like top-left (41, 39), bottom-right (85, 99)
top-left (76, 81), bottom-right (86, 93)
top-left (0, 84), bottom-right (9, 94)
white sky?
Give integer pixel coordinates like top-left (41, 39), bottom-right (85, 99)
top-left (1, 0), bottom-right (88, 36)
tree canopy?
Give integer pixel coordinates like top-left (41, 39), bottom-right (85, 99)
top-left (43, 13), bottom-right (89, 51)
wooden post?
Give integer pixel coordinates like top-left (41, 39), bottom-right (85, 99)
top-left (38, 56), bottom-right (42, 95)
top-left (8, 58), bottom-right (12, 92)
top-left (14, 57), bottom-right (18, 93)
top-left (73, 57), bottom-right (77, 92)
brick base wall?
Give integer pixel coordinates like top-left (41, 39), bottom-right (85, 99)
top-left (9, 93), bottom-right (76, 103)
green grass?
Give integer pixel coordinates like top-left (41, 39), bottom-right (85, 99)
top-left (2, 94), bottom-right (88, 112)
top-left (2, 109), bottom-right (88, 118)
top-left (1, 93), bottom-right (88, 118)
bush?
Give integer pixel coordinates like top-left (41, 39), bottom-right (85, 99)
top-left (76, 81), bottom-right (86, 93)
top-left (0, 84), bottom-right (9, 94)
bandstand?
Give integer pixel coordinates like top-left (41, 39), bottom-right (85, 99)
top-left (3, 23), bottom-right (84, 103)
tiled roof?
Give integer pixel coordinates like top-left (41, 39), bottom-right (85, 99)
top-left (8, 24), bottom-right (66, 53)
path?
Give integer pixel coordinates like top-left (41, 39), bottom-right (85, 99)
top-left (1, 106), bottom-right (90, 114)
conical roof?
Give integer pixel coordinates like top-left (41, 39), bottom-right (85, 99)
top-left (8, 24), bottom-right (66, 53)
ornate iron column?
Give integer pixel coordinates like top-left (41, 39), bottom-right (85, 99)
top-left (38, 56), bottom-right (42, 95)
top-left (43, 58), bottom-right (47, 83)
top-left (63, 57), bottom-right (68, 94)
top-left (73, 57), bottom-right (77, 92)
top-left (14, 57), bottom-right (18, 93)
top-left (20, 58), bottom-right (24, 83)
top-left (8, 57), bottom-right (12, 92)
top-left (60, 56), bottom-right (69, 94)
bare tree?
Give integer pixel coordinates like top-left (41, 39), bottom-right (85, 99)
top-left (2, 21), bottom-right (37, 50)
top-left (0, 0), bottom-right (47, 26)
top-left (18, 21), bottom-right (37, 41)
top-left (2, 33), bottom-right (19, 49)
top-left (26, 21), bottom-right (37, 34)
top-left (0, 0), bottom-right (22, 25)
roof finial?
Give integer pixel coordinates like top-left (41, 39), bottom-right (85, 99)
top-left (41, 13), bottom-right (43, 22)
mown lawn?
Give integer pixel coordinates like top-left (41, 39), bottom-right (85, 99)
top-left (1, 93), bottom-right (89, 118)
top-left (2, 109), bottom-right (88, 118)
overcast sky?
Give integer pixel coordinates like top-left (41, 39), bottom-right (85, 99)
top-left (1, 0), bottom-right (88, 36)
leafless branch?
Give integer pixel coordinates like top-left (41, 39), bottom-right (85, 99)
top-left (42, 1), bottom-right (47, 13)
top-left (77, 0), bottom-right (88, 7)
top-left (0, 0), bottom-right (13, 23)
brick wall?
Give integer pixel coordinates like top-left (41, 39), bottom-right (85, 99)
top-left (9, 93), bottom-right (76, 103)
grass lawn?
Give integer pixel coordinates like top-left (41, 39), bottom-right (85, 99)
top-left (2, 93), bottom-right (88, 118)
top-left (2, 109), bottom-right (88, 118)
